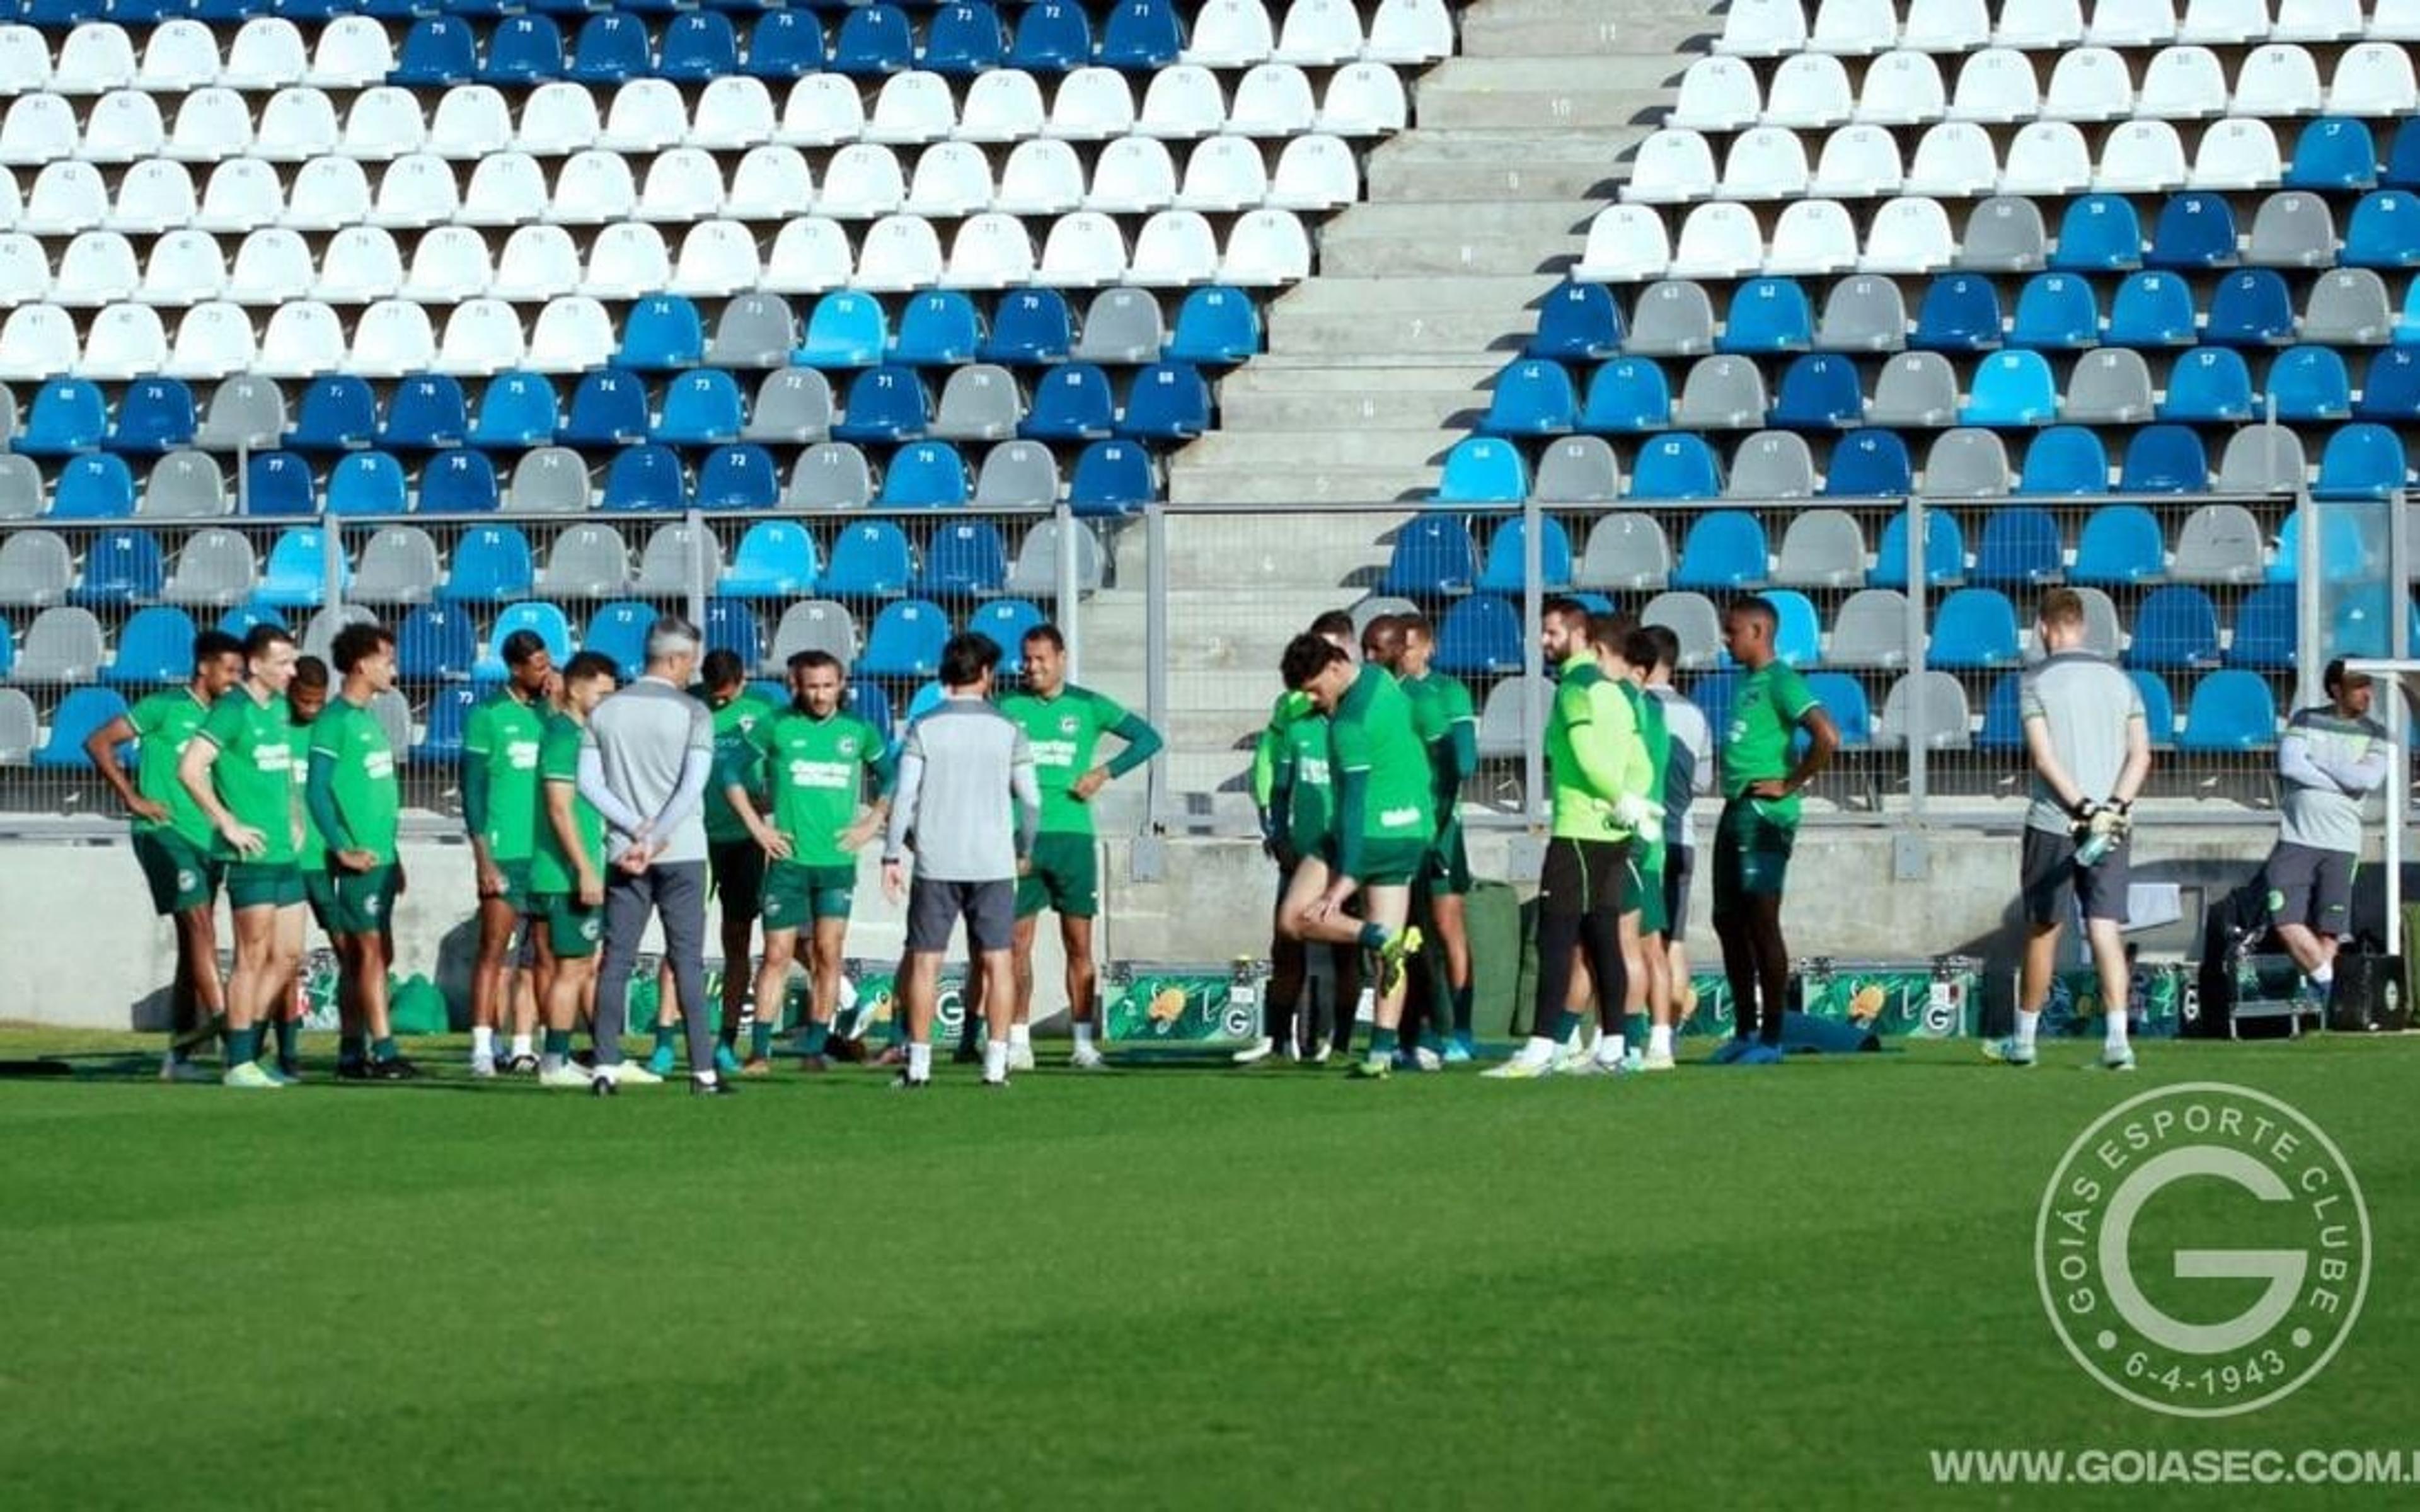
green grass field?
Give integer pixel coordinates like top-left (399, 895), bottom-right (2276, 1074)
top-left (3, 1029), bottom-right (2414, 1509)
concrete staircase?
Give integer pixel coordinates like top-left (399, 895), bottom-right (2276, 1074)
top-left (1084, 0), bottom-right (1714, 832)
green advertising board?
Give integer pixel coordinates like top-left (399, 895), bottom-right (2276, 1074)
top-left (2039, 962), bottom-right (2191, 1040)
top-left (1100, 960), bottom-right (1268, 1047)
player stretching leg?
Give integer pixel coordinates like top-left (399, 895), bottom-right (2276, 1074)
top-left (1236, 612), bottom-right (1355, 1065)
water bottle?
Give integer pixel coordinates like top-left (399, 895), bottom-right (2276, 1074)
top-left (2075, 803), bottom-right (2121, 868)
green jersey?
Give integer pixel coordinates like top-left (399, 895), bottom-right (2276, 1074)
top-left (1621, 679), bottom-right (1671, 870)
top-left (1720, 660), bottom-right (1822, 822)
top-left (1545, 654), bottom-right (1651, 842)
top-left (127, 687), bottom-right (215, 847)
top-left (198, 687), bottom-right (298, 865)
top-left (739, 707), bottom-right (893, 868)
top-left (1251, 689), bottom-right (1316, 810)
top-left (999, 684), bottom-right (1150, 836)
top-left (308, 695), bottom-right (400, 865)
top-left (1401, 670), bottom-right (1476, 822)
top-left (463, 689), bottom-right (546, 862)
top-left (703, 690), bottom-right (779, 845)
top-left (291, 710), bottom-right (323, 871)
top-left (1329, 665), bottom-right (1435, 847)
top-left (529, 712), bottom-right (604, 897)
top-left (1275, 704), bottom-right (1335, 855)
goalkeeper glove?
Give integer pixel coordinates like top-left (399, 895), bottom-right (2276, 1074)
top-left (1611, 792), bottom-right (1664, 833)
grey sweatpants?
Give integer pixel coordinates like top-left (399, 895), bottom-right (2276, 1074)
top-left (592, 860), bottom-right (711, 1073)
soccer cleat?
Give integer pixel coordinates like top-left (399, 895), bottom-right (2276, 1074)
top-left (505, 1053), bottom-right (539, 1076)
top-left (538, 1063), bottom-right (593, 1090)
top-left (469, 1053), bottom-right (497, 1080)
top-left (890, 1071), bottom-right (929, 1091)
top-left (263, 1061), bottom-right (301, 1086)
top-left (982, 1074), bottom-right (1009, 1089)
top-left (1009, 1042), bottom-right (1037, 1074)
top-left (869, 1044), bottom-right (909, 1068)
top-left (1373, 927), bottom-right (1425, 1000)
top-left (1347, 1055), bottom-right (1392, 1080)
top-left (1310, 1044), bottom-right (1333, 1066)
top-left (952, 1036), bottom-right (984, 1065)
top-left (159, 1057), bottom-right (216, 1084)
top-left (171, 1014), bottom-right (226, 1057)
top-left (691, 1075), bottom-right (739, 1097)
top-left (371, 1056), bottom-right (422, 1081)
top-left (740, 1057), bottom-right (774, 1078)
top-left (599, 1060), bottom-right (662, 1087)
top-left (222, 1061), bottom-right (282, 1089)
top-left (795, 1053), bottom-right (833, 1074)
top-left (1441, 1040), bottom-right (1473, 1065)
top-left (713, 1045), bottom-right (743, 1077)
top-left (1069, 1043), bottom-right (1107, 1071)
top-left (2094, 1046), bottom-right (2138, 1072)
top-left (1482, 1051), bottom-right (1557, 1079)
top-left (644, 1045), bottom-right (677, 1078)
top-left (1231, 1037), bottom-right (1276, 1065)
top-left (1409, 1046), bottom-right (1443, 1072)
top-left (335, 1060), bottom-right (372, 1082)
top-left (1708, 1037), bottom-right (1754, 1066)
top-left (1640, 1048), bottom-right (1676, 1073)
top-left (1738, 1043), bottom-right (1784, 1067)
top-left (1983, 1036), bottom-right (2038, 1068)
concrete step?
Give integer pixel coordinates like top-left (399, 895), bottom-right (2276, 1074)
top-left (1170, 457), bottom-right (1431, 505)
top-left (1366, 128), bottom-right (1644, 202)
top-left (1210, 360), bottom-right (1499, 431)
top-left (1414, 57), bottom-right (1684, 131)
top-left (1272, 274), bottom-right (1562, 314)
top-left (1180, 428), bottom-right (1456, 471)
top-left (1090, 516), bottom-right (1403, 590)
top-left (1458, 0), bottom-right (1719, 60)
top-left (1316, 220), bottom-right (1586, 277)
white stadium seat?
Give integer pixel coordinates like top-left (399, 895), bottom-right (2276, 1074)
top-left (0, 94), bottom-right (77, 166)
top-left (490, 224), bottom-right (582, 302)
top-left (403, 224), bottom-right (492, 303)
top-left (1905, 0), bottom-right (1993, 49)
top-left (763, 217), bottom-right (853, 294)
top-left (166, 88), bottom-right (251, 163)
top-left (2000, 120), bottom-right (2094, 193)
top-left (2191, 117), bottom-right (2282, 188)
top-left (0, 232), bottom-right (45, 305)
top-left (2331, 42), bottom-right (2420, 113)
top-left (1904, 122), bottom-right (1999, 196)
top-left (54, 231), bottom-right (139, 306)
top-left (959, 69), bottom-right (1047, 143)
top-left (256, 300), bottom-right (345, 377)
top-left (138, 229), bottom-right (225, 306)
top-left (2043, 47), bottom-right (2135, 121)
top-left (1131, 208), bottom-right (1221, 284)
top-left (2138, 46), bottom-right (2229, 119)
top-left (1139, 65), bottom-right (1226, 139)
top-left (0, 305), bottom-right (76, 381)
top-left (1087, 134), bottom-right (1180, 212)
top-left (1721, 127), bottom-right (1811, 200)
top-left (997, 139), bottom-right (1087, 214)
top-left (940, 212), bottom-right (1036, 289)
top-left (138, 20), bottom-right (217, 93)
top-left (1764, 53), bottom-right (1853, 129)
top-left (1177, 134), bottom-right (1269, 211)
top-left (429, 85), bottom-right (512, 159)
top-left (1363, 0), bottom-right (1453, 63)
top-left (254, 86), bottom-right (338, 161)
top-left (549, 151), bottom-right (637, 224)
top-left (166, 301), bottom-right (256, 381)
top-left (1718, 0), bottom-right (1810, 55)
top-left (1228, 63), bottom-right (1317, 136)
top-left (223, 18), bottom-right (309, 91)
top-left (776, 75), bottom-right (864, 148)
top-left (2234, 43), bottom-right (2324, 115)
top-left (527, 296), bottom-right (616, 372)
top-left (1047, 68), bottom-right (1137, 140)
top-left (1040, 211), bottom-right (1131, 285)
top-left (80, 90), bottom-right (166, 163)
top-left (309, 15), bottom-right (395, 89)
top-left (1318, 62), bottom-right (1407, 135)
top-left (342, 86), bottom-right (427, 161)
top-left (1625, 129), bottom-right (1717, 203)
top-left (1183, 0), bottom-right (1275, 67)
top-left (228, 227), bottom-right (311, 305)
top-left (314, 225), bottom-right (403, 302)
top-left (2365, 0), bottom-right (2420, 34)
top-left (1576, 203), bottom-right (1671, 282)
top-left (727, 144), bottom-right (816, 220)
top-left (347, 298), bottom-right (437, 377)
top-left (601, 79), bottom-right (687, 155)
top-left (55, 22), bottom-right (137, 94)
top-left (518, 82), bottom-right (600, 156)
top-left (855, 213), bottom-right (945, 292)
top-left (1949, 49), bottom-right (2040, 123)
top-left (2004, 0), bottom-right (2090, 45)
top-left (0, 25), bottom-right (51, 94)
top-left (639, 146), bottom-right (727, 223)
top-left (905, 140), bottom-right (994, 217)
top-left (1669, 202), bottom-right (1765, 278)
top-left (461, 152), bottom-right (549, 226)
top-left (819, 142), bottom-right (908, 218)
top-left (1221, 207), bottom-right (1310, 284)
top-left (1269, 132), bottom-right (1356, 210)
top-left (1812, 124), bottom-right (1905, 197)
top-left (107, 158), bottom-right (196, 234)
top-left (1674, 57), bottom-right (1760, 132)
top-left (2275, 0), bottom-right (2359, 37)
top-left (691, 76), bottom-right (775, 151)
top-left (1812, 0), bottom-right (1901, 54)
top-left (370, 153), bottom-right (460, 230)
top-left (671, 219), bottom-right (760, 297)
top-left (2096, 118), bottom-right (2189, 191)
top-left (436, 298), bottom-right (524, 377)
top-left (1274, 0), bottom-right (1364, 65)
top-left (1853, 50), bottom-right (1947, 125)
top-left (20, 161), bottom-right (108, 235)
top-left (2178, 0), bottom-right (2271, 43)
top-left (83, 302), bottom-right (171, 380)
top-left (1861, 195), bottom-right (1957, 273)
top-left (868, 71), bottom-right (957, 146)
top-left (580, 221), bottom-right (671, 299)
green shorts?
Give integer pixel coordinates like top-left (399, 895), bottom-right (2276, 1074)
top-left (322, 864), bottom-right (398, 936)
top-left (534, 891), bottom-right (606, 959)
top-left (1016, 831), bottom-right (1100, 919)
top-left (1347, 837), bottom-right (1431, 890)
top-left (225, 861), bottom-right (305, 912)
top-left (304, 868), bottom-right (339, 931)
top-left (1710, 798), bottom-right (1799, 908)
top-left (1627, 853), bottom-right (1669, 937)
top-left (1421, 821), bottom-right (1472, 897)
top-left (760, 860), bottom-right (856, 931)
top-left (134, 830), bottom-right (221, 916)
top-left (492, 857), bottom-right (534, 915)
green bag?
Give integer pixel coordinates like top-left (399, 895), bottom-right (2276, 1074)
top-left (389, 974), bottom-right (449, 1036)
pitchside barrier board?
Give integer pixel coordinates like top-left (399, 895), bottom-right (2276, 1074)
top-left (232, 949), bottom-right (444, 1035)
top-left (1100, 960), bottom-right (1270, 1047)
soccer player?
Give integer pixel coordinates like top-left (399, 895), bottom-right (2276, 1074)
top-left (1397, 613), bottom-right (1478, 1060)
top-left (725, 649), bottom-right (893, 1075)
top-left (1643, 624), bottom-right (1710, 1069)
top-left (1486, 600), bottom-right (1656, 1080)
top-left (86, 629), bottom-right (245, 1081)
top-left (1991, 589), bottom-right (2153, 1071)
top-left (1274, 632), bottom-right (1427, 1080)
top-left (1572, 617), bottom-right (1667, 1075)
top-left (882, 633), bottom-right (1040, 1088)
top-left (531, 653), bottom-right (618, 1090)
top-left (2267, 659), bottom-right (2390, 1002)
top-left (1000, 622), bottom-right (1163, 1070)
top-left (687, 648), bottom-right (778, 1076)
top-left (461, 629), bottom-right (553, 1077)
top-left (1708, 597), bottom-right (1838, 1067)
top-left (177, 625), bottom-right (306, 1089)
top-left (283, 657), bottom-right (331, 1078)
top-left (307, 623), bottom-right (417, 1082)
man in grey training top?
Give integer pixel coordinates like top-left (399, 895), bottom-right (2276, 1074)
top-left (578, 616), bottom-right (730, 1095)
top-left (2268, 658), bottom-right (2389, 1002)
top-left (884, 633), bottom-right (1040, 1089)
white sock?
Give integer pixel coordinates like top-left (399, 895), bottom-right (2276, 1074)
top-left (2310, 965), bottom-right (2334, 988)
top-left (907, 1043), bottom-right (931, 1080)
top-left (1648, 1024), bottom-right (1673, 1057)
top-left (1521, 1035), bottom-right (1559, 1062)
top-left (1598, 1034), bottom-right (1626, 1063)
top-left (1008, 1023), bottom-right (1032, 1050)
top-left (471, 1026), bottom-right (494, 1059)
top-left (2105, 1015), bottom-right (2130, 1050)
top-left (510, 1033), bottom-right (533, 1059)
top-left (2015, 1009), bottom-right (2040, 1049)
top-left (984, 1039), bottom-right (1010, 1080)
top-left (1072, 1022), bottom-right (1095, 1050)
top-left (694, 1068), bottom-right (718, 1087)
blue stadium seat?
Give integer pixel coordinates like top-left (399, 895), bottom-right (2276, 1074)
top-left (620, 297), bottom-right (706, 374)
top-left (2288, 117), bottom-right (2378, 191)
top-left (1823, 430), bottom-right (1913, 497)
top-left (2228, 581), bottom-right (2297, 669)
top-left (1021, 365), bottom-right (1115, 442)
top-left (1477, 517), bottom-right (1574, 593)
top-left (1720, 278), bottom-right (1814, 354)
top-left (2356, 347), bottom-right (2420, 420)
top-left (2327, 588), bottom-right (2419, 660)
top-left (2115, 669), bottom-right (2173, 747)
top-left (1628, 433), bottom-right (1722, 498)
top-left (1911, 275), bottom-right (2003, 352)
top-left (1158, 285), bottom-right (1253, 365)
top-left (17, 379), bottom-right (109, 458)
top-left (1962, 351), bottom-right (2058, 427)
top-left (967, 598), bottom-right (1044, 668)
top-left (1435, 437), bottom-right (1527, 503)
top-left (799, 294), bottom-right (892, 371)
top-left (1973, 507), bottom-right (2062, 585)
top-left (655, 369), bottom-right (746, 445)
top-left (1927, 588), bottom-right (2020, 668)
top-left (1381, 515), bottom-right (1479, 596)
top-left (1480, 360), bottom-right (1577, 436)
top-left (2008, 273), bottom-right (2102, 350)
top-left (2313, 422), bottom-right (2410, 498)
top-left (2397, 278), bottom-right (2420, 345)
top-left (1803, 672), bottom-right (1871, 746)
top-left (744, 11), bottom-right (827, 79)
top-left (703, 598), bottom-right (763, 666)
top-left (880, 442), bottom-right (971, 508)
top-left (439, 525), bottom-right (534, 601)
top-left (468, 372), bottom-right (560, 450)
top-left (2269, 505), bottom-right (2373, 583)
top-left (398, 604), bottom-right (478, 682)
top-left (567, 13), bottom-right (650, 84)
top-left (1068, 440), bottom-right (1155, 516)
top-left (2015, 426), bottom-right (2108, 495)
top-left (833, 3), bottom-right (914, 76)
top-left (258, 529), bottom-right (345, 609)
top-left (1531, 280), bottom-right (1624, 362)
top-left (824, 520), bottom-right (914, 596)
top-left (2181, 670), bottom-right (2278, 750)
top-left (1871, 509), bottom-right (1964, 589)
top-left (418, 449), bottom-right (500, 514)
top-left (1978, 670), bottom-right (2025, 749)
top-left (1119, 362), bottom-right (1211, 442)
top-left (2128, 584), bottom-right (2221, 668)
top-left (2070, 505), bottom-right (2165, 586)
top-left (105, 606), bottom-right (200, 687)
top-left (2119, 423), bottom-right (2211, 491)
top-left (695, 444), bottom-right (777, 510)
top-left (2346, 191), bottom-right (2420, 268)
top-left (1098, 0), bottom-right (1182, 68)
top-left (393, 17), bottom-right (476, 84)
top-left (485, 602), bottom-right (573, 677)
top-left (2146, 193), bottom-right (2237, 270)
top-left (52, 455), bottom-right (135, 520)
top-left (380, 374), bottom-right (468, 450)
top-left (657, 13), bottom-right (739, 80)
top-left (917, 520), bottom-right (1008, 594)
top-left (1579, 358), bottom-right (1671, 433)
top-left (2050, 195), bottom-right (2145, 272)
top-left (560, 369), bottom-right (650, 447)
top-left (1434, 593), bottom-right (1523, 675)
top-left (581, 600), bottom-right (653, 679)
top-left (1768, 353), bottom-right (1862, 428)
top-left (859, 599), bottom-right (951, 677)
top-left (74, 530), bottom-right (164, 607)
top-left (924, 3), bottom-right (1008, 75)
top-left (1010, 0), bottom-right (1094, 72)
top-left (1761, 589), bottom-right (1821, 668)
top-left (243, 452), bottom-right (316, 517)
top-left (842, 681), bottom-right (896, 744)
top-left (107, 380), bottom-right (197, 455)
top-left (480, 16), bottom-right (565, 83)
top-left (892, 292), bottom-right (983, 367)
top-left (413, 685), bottom-right (480, 765)
top-left (34, 689), bottom-right (130, 771)
top-left (833, 366), bottom-right (930, 444)
top-left (723, 519), bottom-right (819, 597)
top-left (601, 444), bottom-right (689, 512)
top-left (2381, 121), bottom-right (2420, 191)
top-left (1672, 510), bottom-right (1770, 591)
top-left (2203, 270), bottom-right (2296, 347)
top-left (2106, 272), bottom-right (2196, 348)
top-left (221, 608), bottom-right (290, 647)
top-left (981, 289), bottom-right (1074, 365)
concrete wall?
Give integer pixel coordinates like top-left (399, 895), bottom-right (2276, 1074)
top-left (0, 823), bottom-right (2290, 1030)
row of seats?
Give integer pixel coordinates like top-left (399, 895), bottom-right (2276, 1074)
top-left (1717, 0), bottom-right (2420, 57)
top-left (1435, 424), bottom-right (2330, 501)
top-left (0, 64), bottom-right (1412, 164)
top-left (1577, 190), bottom-right (2408, 283)
top-left (1531, 270), bottom-right (2420, 364)
top-left (1676, 45), bottom-right (2420, 134)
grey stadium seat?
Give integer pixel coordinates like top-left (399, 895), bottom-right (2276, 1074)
top-left (14, 607), bottom-right (107, 682)
top-left (741, 368), bottom-right (834, 445)
top-left (1727, 430), bottom-right (1816, 500)
top-left (1957, 195), bottom-right (2049, 273)
top-left (1867, 352), bottom-right (1959, 427)
top-left (2217, 425), bottom-right (2305, 493)
top-left (1350, 594), bottom-right (1420, 641)
top-left (0, 454), bottom-right (42, 520)
top-left (0, 688), bottom-right (34, 764)
top-left (766, 598), bottom-right (860, 673)
top-left (1530, 436), bottom-right (1620, 502)
top-left (2302, 270), bottom-right (2391, 346)
top-left (161, 527), bottom-right (258, 607)
top-left (2245, 191), bottom-right (2337, 268)
top-left (1071, 287), bottom-right (1167, 364)
top-left (537, 523), bottom-right (631, 599)
top-left (1641, 590), bottom-right (1722, 669)
top-left (507, 447), bottom-right (591, 514)
top-left (1828, 588), bottom-right (1912, 668)
top-left (1923, 428), bottom-right (2012, 497)
top-left (2170, 503), bottom-right (2266, 584)
top-left (1004, 517), bottom-right (1105, 595)
top-left (1774, 509), bottom-right (1868, 588)
top-left (785, 443), bottom-right (873, 511)
top-left (0, 530), bottom-right (73, 607)
top-left (0, 385), bottom-right (16, 449)
top-left (1576, 513), bottom-right (1671, 591)
top-left (929, 364), bottom-right (1024, 442)
top-left (1627, 280), bottom-right (1719, 358)
top-left (976, 440), bottom-right (1063, 510)
top-left (2061, 349), bottom-right (2153, 424)
top-left (636, 522), bottom-right (724, 595)
top-left (1477, 673), bottom-right (1551, 757)
top-left (1814, 274), bottom-right (1908, 352)
top-left (1673, 355), bottom-right (1768, 430)
top-left (1879, 670), bottom-right (1972, 751)
top-left (302, 604), bottom-right (375, 663)
top-left (352, 525), bottom-right (441, 604)
top-left (140, 450), bottom-right (229, 518)
top-left (2073, 587), bottom-right (2123, 660)
top-left (704, 294), bottom-right (797, 369)
top-left (194, 375), bottom-right (287, 452)
top-left (369, 689), bottom-right (412, 755)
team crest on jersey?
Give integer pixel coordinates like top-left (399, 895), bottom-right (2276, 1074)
top-left (838, 737), bottom-right (858, 757)
top-left (1059, 715), bottom-right (1080, 735)
top-left (580, 917), bottom-right (601, 942)
top-left (176, 870), bottom-right (197, 891)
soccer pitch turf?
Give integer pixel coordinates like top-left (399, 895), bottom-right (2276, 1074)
top-left (3, 1031), bottom-right (2415, 1509)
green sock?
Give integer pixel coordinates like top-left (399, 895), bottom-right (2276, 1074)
top-left (1547, 1009), bottom-right (1579, 1045)
top-left (800, 1021), bottom-right (830, 1056)
top-left (1370, 1026), bottom-right (1398, 1057)
top-left (372, 1036), bottom-right (398, 1062)
top-left (273, 1018), bottom-right (299, 1065)
top-left (719, 1021), bottom-right (739, 1049)
top-left (653, 1023), bottom-right (679, 1057)
top-left (1623, 1012), bottom-right (1649, 1051)
top-left (1358, 922), bottom-right (1388, 952)
top-left (749, 1022), bottom-right (773, 1060)
top-left (1451, 983), bottom-right (1474, 1037)
top-left (228, 1024), bottom-right (260, 1066)
top-left (338, 1033), bottom-right (367, 1067)
top-left (543, 1029), bottom-right (572, 1058)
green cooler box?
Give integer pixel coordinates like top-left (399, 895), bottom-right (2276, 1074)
top-left (1100, 960), bottom-right (1269, 1048)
